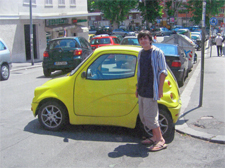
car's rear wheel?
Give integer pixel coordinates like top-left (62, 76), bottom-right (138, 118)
top-left (38, 101), bottom-right (68, 131)
top-left (43, 69), bottom-right (51, 77)
top-left (138, 108), bottom-right (174, 138)
top-left (0, 63), bottom-right (10, 80)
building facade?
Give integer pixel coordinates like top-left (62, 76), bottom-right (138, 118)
top-left (0, 0), bottom-right (100, 63)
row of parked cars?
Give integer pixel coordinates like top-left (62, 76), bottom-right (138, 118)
top-left (44, 33), bottom-right (194, 88)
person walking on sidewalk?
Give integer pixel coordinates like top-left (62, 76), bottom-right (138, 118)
top-left (215, 33), bottom-right (223, 56)
top-left (135, 30), bottom-right (168, 152)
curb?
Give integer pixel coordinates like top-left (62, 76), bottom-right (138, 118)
top-left (11, 63), bottom-right (42, 72)
top-left (175, 47), bottom-right (225, 144)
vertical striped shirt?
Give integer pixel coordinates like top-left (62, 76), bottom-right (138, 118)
top-left (137, 46), bottom-right (168, 100)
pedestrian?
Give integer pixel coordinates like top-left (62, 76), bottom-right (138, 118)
top-left (215, 33), bottom-right (223, 56)
top-left (153, 34), bottom-right (157, 43)
top-left (136, 30), bottom-right (168, 152)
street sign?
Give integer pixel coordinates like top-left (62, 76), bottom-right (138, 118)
top-left (209, 17), bottom-right (218, 26)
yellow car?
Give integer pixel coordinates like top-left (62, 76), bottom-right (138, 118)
top-left (31, 45), bottom-right (181, 138)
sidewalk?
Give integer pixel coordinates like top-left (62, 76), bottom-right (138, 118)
top-left (176, 45), bottom-right (225, 144)
top-left (11, 61), bottom-right (42, 72)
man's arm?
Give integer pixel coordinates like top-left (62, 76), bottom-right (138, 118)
top-left (158, 73), bottom-right (166, 98)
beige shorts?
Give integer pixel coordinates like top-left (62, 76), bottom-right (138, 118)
top-left (138, 95), bottom-right (159, 130)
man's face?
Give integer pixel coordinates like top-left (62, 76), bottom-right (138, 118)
top-left (138, 36), bottom-right (152, 48)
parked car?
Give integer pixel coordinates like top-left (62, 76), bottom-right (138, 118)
top-left (42, 37), bottom-right (92, 77)
top-left (0, 38), bottom-right (12, 80)
top-left (31, 45), bottom-right (182, 138)
top-left (111, 34), bottom-right (123, 43)
top-left (112, 28), bottom-right (135, 37)
top-left (120, 36), bottom-right (140, 46)
top-left (191, 34), bottom-right (202, 51)
top-left (90, 35), bottom-right (120, 50)
top-left (153, 43), bottom-right (189, 87)
top-left (154, 27), bottom-right (172, 36)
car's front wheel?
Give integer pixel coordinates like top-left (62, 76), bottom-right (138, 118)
top-left (138, 108), bottom-right (174, 138)
top-left (38, 101), bottom-right (69, 131)
top-left (0, 63), bottom-right (10, 80)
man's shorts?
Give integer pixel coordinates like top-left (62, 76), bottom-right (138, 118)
top-left (138, 95), bottom-right (159, 130)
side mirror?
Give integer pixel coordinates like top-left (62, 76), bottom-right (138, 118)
top-left (81, 71), bottom-right (86, 78)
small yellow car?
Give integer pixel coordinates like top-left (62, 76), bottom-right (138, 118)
top-left (31, 45), bottom-right (181, 138)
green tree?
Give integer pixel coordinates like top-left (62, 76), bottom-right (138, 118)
top-left (138, 0), bottom-right (163, 27)
top-left (87, 0), bottom-right (98, 12)
top-left (165, 0), bottom-right (183, 23)
top-left (185, 0), bottom-right (225, 26)
top-left (92, 0), bottom-right (138, 28)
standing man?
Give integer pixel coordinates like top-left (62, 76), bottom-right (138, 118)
top-left (136, 30), bottom-right (168, 152)
top-left (215, 33), bottom-right (223, 56)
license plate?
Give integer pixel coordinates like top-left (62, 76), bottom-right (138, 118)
top-left (54, 61), bottom-right (67, 65)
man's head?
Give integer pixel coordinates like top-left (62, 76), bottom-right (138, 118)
top-left (138, 30), bottom-right (153, 49)
top-left (137, 30), bottom-right (153, 43)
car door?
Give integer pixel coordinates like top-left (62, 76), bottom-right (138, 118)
top-left (74, 52), bottom-right (137, 117)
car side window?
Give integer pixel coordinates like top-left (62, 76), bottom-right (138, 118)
top-left (87, 54), bottom-right (137, 80)
top-left (112, 38), bottom-right (120, 44)
top-left (0, 41), bottom-right (6, 51)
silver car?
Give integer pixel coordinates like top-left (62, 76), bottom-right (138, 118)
top-left (0, 38), bottom-right (12, 80)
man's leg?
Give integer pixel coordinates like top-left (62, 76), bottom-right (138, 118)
top-left (217, 46), bottom-right (220, 56)
top-left (219, 46), bottom-right (222, 56)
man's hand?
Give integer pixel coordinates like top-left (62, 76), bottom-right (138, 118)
top-left (158, 89), bottom-right (163, 98)
top-left (135, 90), bottom-right (138, 98)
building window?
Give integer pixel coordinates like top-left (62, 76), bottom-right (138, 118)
top-left (58, 0), bottom-right (65, 6)
top-left (23, 0), bottom-right (36, 5)
top-left (45, 0), bottom-right (52, 5)
top-left (70, 0), bottom-right (76, 6)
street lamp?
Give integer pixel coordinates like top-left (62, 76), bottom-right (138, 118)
top-left (30, 0), bottom-right (34, 65)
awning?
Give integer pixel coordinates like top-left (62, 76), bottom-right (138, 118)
top-left (45, 24), bottom-right (88, 32)
top-left (18, 12), bottom-right (101, 20)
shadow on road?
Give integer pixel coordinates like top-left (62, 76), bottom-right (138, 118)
top-left (24, 119), bottom-right (175, 145)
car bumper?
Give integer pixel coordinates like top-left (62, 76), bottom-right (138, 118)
top-left (171, 69), bottom-right (184, 83)
top-left (43, 59), bottom-right (82, 71)
top-left (168, 101), bottom-right (182, 123)
top-left (31, 101), bottom-right (38, 116)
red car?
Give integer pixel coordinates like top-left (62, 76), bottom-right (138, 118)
top-left (90, 35), bottom-right (120, 50)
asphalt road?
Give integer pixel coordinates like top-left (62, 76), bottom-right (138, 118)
top-left (0, 63), bottom-right (224, 167)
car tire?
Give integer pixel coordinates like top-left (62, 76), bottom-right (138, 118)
top-left (137, 108), bottom-right (174, 138)
top-left (178, 71), bottom-right (185, 87)
top-left (38, 101), bottom-right (69, 131)
top-left (43, 69), bottom-right (51, 77)
top-left (0, 63), bottom-right (10, 81)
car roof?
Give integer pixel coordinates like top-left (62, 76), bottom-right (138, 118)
top-left (93, 45), bottom-right (142, 53)
top-left (123, 36), bottom-right (137, 39)
top-left (153, 43), bottom-right (178, 47)
top-left (49, 37), bottom-right (81, 42)
top-left (92, 36), bottom-right (116, 39)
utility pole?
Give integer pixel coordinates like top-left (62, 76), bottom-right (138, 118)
top-left (199, 0), bottom-right (206, 107)
top-left (30, 0), bottom-right (34, 65)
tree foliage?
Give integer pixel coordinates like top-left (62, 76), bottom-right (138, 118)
top-left (88, 0), bottom-right (137, 27)
top-left (138, 0), bottom-right (163, 25)
top-left (185, 0), bottom-right (225, 26)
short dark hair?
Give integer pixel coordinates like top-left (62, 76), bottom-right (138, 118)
top-left (137, 30), bottom-right (153, 42)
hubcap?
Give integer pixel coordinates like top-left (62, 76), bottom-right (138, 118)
top-left (41, 105), bottom-right (62, 128)
top-left (1, 65), bottom-right (9, 79)
top-left (144, 114), bottom-right (169, 136)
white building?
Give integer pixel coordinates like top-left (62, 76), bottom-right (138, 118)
top-left (0, 0), bottom-right (100, 62)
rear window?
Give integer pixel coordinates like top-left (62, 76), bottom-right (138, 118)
top-left (48, 39), bottom-right (78, 49)
top-left (91, 38), bottom-right (111, 45)
top-left (153, 44), bottom-right (178, 56)
top-left (0, 41), bottom-right (6, 51)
